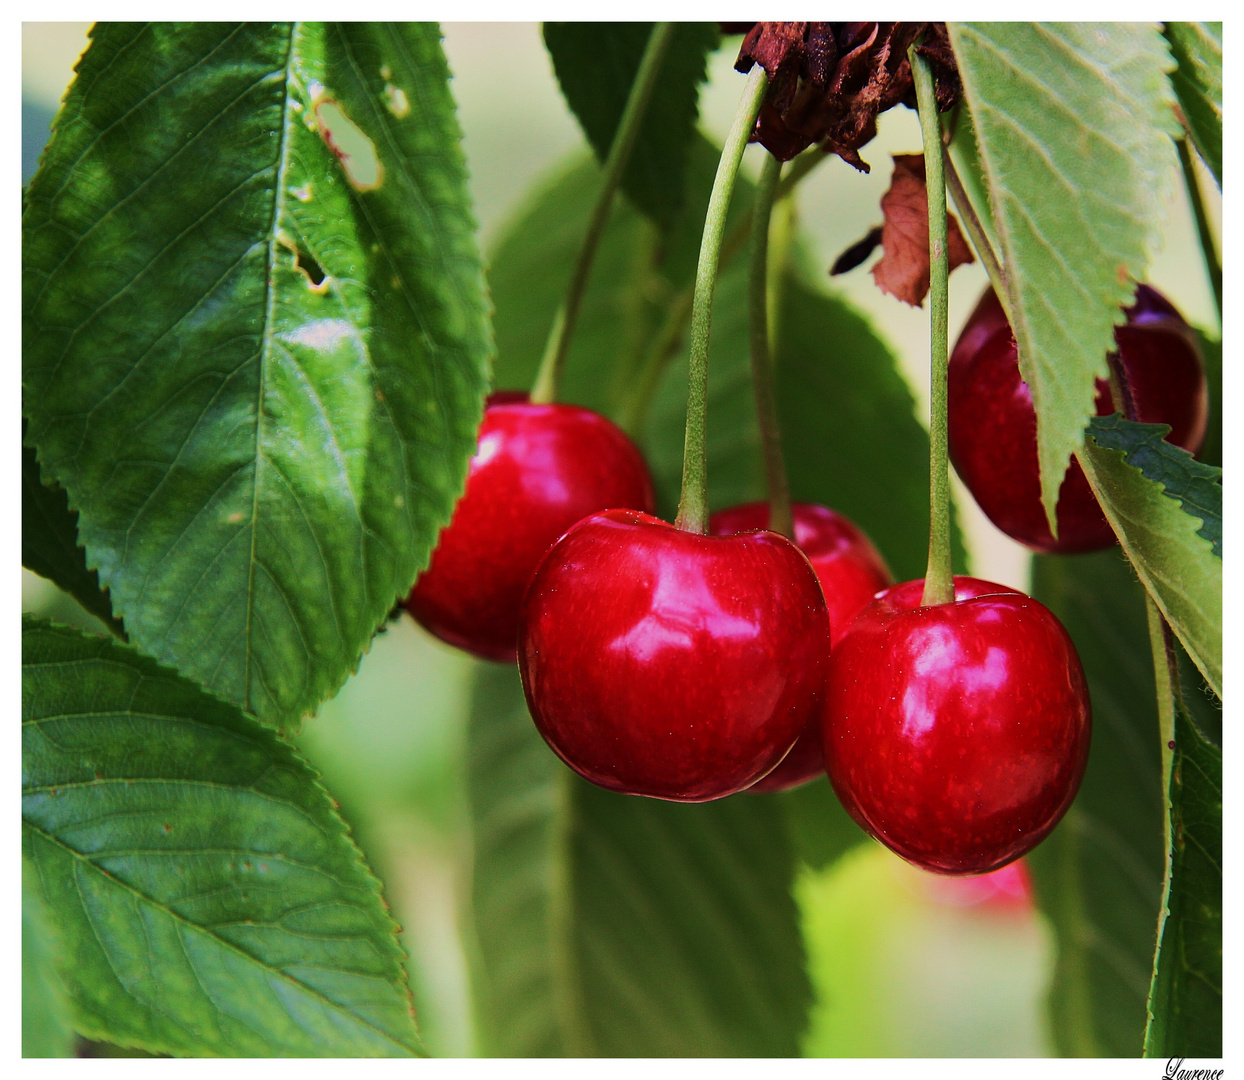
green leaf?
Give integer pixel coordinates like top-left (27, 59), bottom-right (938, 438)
top-left (948, 22), bottom-right (1180, 530)
top-left (23, 860), bottom-right (77, 1058)
top-left (1144, 705), bottom-right (1222, 1056)
top-left (465, 663), bottom-right (563, 1057)
top-left (1164, 22), bottom-right (1222, 184)
top-left (1088, 414), bottom-right (1221, 557)
top-left (22, 23), bottom-right (491, 728)
top-left (21, 616), bottom-right (421, 1057)
top-left (22, 420), bottom-right (122, 635)
top-left (1027, 551), bottom-right (1166, 1056)
top-left (543, 22), bottom-right (720, 229)
top-left (1079, 428), bottom-right (1221, 698)
top-left (467, 663), bottom-right (809, 1057)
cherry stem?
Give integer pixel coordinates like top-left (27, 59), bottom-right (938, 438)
top-left (746, 153), bottom-right (794, 539)
top-left (674, 65), bottom-right (769, 534)
top-left (616, 145), bottom-right (828, 436)
top-left (910, 46), bottom-right (954, 608)
top-left (1177, 137), bottom-right (1222, 323)
top-left (529, 22), bottom-right (675, 406)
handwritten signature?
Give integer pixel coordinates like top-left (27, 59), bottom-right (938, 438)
top-left (1166, 1058), bottom-right (1223, 1080)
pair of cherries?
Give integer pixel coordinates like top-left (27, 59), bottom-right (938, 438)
top-left (404, 394), bottom-right (892, 798)
top-left (407, 277), bottom-right (1212, 874)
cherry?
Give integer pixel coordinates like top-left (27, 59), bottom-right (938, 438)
top-left (405, 393), bottom-right (656, 662)
top-left (948, 285), bottom-right (1208, 553)
top-left (710, 501), bottom-right (893, 792)
top-left (824, 576), bottom-right (1091, 875)
top-left (517, 508), bottom-right (832, 801)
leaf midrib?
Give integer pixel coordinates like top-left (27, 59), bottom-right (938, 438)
top-left (246, 23), bottom-right (301, 720)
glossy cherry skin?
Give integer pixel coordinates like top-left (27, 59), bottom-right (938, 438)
top-left (824, 576), bottom-right (1091, 875)
top-left (948, 285), bottom-right (1208, 553)
top-left (405, 393), bottom-right (656, 662)
top-left (710, 501), bottom-right (893, 792)
top-left (518, 508), bottom-right (832, 801)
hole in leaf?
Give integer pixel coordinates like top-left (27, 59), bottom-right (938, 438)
top-left (296, 247), bottom-right (326, 286)
top-left (384, 83), bottom-right (410, 118)
top-left (314, 98), bottom-right (384, 190)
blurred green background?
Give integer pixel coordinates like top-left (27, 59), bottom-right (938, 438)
top-left (23, 22), bottom-right (1220, 1057)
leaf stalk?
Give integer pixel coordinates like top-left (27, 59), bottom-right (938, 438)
top-left (530, 22), bottom-right (675, 405)
top-left (1177, 137), bottom-right (1222, 323)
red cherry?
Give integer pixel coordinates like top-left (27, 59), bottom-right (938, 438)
top-left (824, 576), bottom-right (1091, 875)
top-left (405, 393), bottom-right (655, 661)
top-left (517, 508), bottom-right (832, 801)
top-left (710, 501), bottom-right (893, 792)
top-left (948, 285), bottom-right (1208, 553)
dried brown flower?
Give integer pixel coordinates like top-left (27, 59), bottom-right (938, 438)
top-left (735, 22), bottom-right (960, 170)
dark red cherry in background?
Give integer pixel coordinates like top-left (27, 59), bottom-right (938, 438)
top-left (824, 576), bottom-right (1091, 875)
top-left (948, 285), bottom-right (1208, 553)
top-left (518, 508), bottom-right (831, 802)
top-left (710, 501), bottom-right (893, 792)
top-left (405, 392), bottom-right (655, 662)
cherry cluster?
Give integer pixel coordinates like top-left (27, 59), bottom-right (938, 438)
top-left (401, 282), bottom-right (1203, 877)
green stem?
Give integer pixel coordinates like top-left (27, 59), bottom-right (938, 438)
top-left (674, 66), bottom-right (769, 534)
top-left (910, 46), bottom-right (953, 607)
top-left (615, 141), bottom-right (830, 437)
top-left (529, 22), bottom-right (675, 405)
top-left (1177, 137), bottom-right (1222, 323)
top-left (747, 153), bottom-right (793, 539)
top-left (1142, 592), bottom-right (1184, 1053)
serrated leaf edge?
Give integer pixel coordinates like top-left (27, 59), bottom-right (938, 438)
top-left (1077, 439), bottom-right (1221, 698)
top-left (1088, 415), bottom-right (1221, 557)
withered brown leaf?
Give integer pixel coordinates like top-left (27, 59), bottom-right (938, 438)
top-left (871, 154), bottom-right (974, 307)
